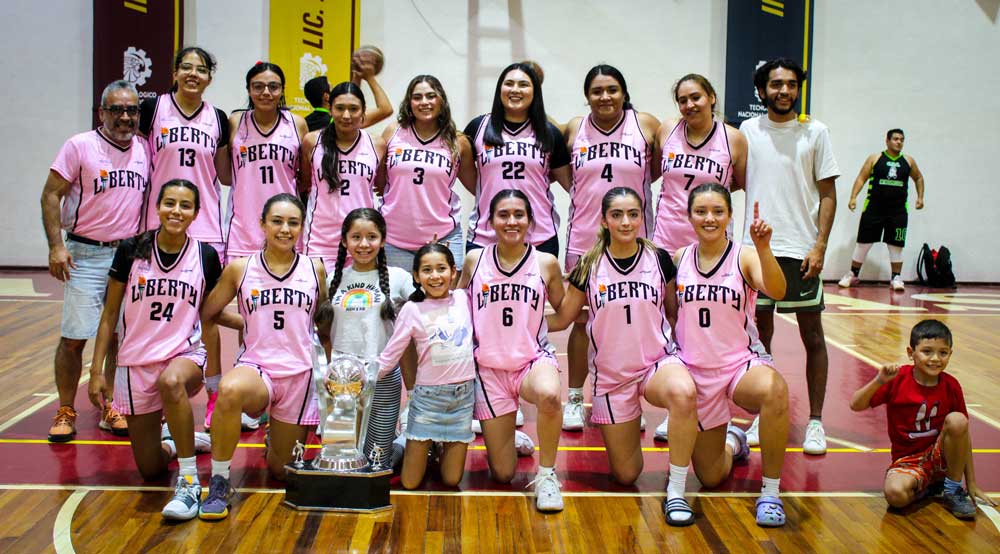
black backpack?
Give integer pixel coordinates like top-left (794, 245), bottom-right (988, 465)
top-left (917, 243), bottom-right (956, 288)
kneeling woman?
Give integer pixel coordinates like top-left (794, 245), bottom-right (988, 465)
top-left (200, 193), bottom-right (327, 520)
top-left (671, 183), bottom-right (790, 527)
top-left (89, 179), bottom-right (221, 521)
top-left (548, 187), bottom-right (700, 526)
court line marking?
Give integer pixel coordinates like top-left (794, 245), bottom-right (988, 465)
top-left (0, 371), bottom-right (90, 435)
top-left (53, 489), bottom-right (85, 554)
top-left (979, 504), bottom-right (1000, 536)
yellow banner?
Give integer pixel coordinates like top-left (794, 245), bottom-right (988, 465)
top-left (269, 0), bottom-right (360, 116)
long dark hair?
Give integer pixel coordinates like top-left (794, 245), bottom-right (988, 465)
top-left (569, 187), bottom-right (654, 285)
top-left (320, 82), bottom-right (366, 193)
top-left (484, 63), bottom-right (553, 153)
top-left (169, 47), bottom-right (216, 93)
top-left (583, 64), bottom-right (633, 111)
top-left (408, 243), bottom-right (456, 302)
top-left (133, 179), bottom-right (200, 261)
top-left (397, 75), bottom-right (460, 161)
top-left (329, 208), bottom-right (396, 321)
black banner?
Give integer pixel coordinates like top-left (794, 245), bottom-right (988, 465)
top-left (724, 0), bottom-right (814, 126)
top-left (93, 0), bottom-right (183, 126)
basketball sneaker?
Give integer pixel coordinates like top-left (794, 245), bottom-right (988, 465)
top-left (471, 419), bottom-right (482, 434)
top-left (203, 391), bottom-right (218, 430)
top-left (891, 275), bottom-right (905, 291)
top-left (746, 415), bottom-right (761, 447)
top-left (162, 475), bottom-right (201, 520)
top-left (241, 413), bottom-right (261, 431)
top-left (802, 419), bottom-right (827, 455)
top-left (562, 394), bottom-right (585, 431)
top-left (838, 272), bottom-right (859, 288)
top-left (47, 406), bottom-right (77, 443)
top-left (161, 423), bottom-right (212, 455)
top-left (514, 430), bottom-right (535, 456)
top-left (527, 471), bottom-right (563, 512)
top-left (515, 408), bottom-right (524, 427)
top-left (942, 487), bottom-right (977, 519)
top-left (99, 404), bottom-right (129, 436)
top-left (199, 474), bottom-right (234, 520)
top-left (654, 415), bottom-right (669, 442)
top-left (727, 424), bottom-right (750, 462)
top-left (399, 396), bottom-right (410, 434)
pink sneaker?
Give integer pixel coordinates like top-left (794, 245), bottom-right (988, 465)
top-left (204, 391), bottom-right (218, 431)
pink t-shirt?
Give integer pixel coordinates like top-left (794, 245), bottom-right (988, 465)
top-left (303, 129), bottom-right (378, 258)
top-left (567, 110), bottom-right (653, 256)
top-left (50, 129), bottom-right (148, 242)
top-left (225, 110), bottom-right (301, 258)
top-left (654, 120), bottom-right (734, 254)
top-left (381, 126), bottom-right (461, 250)
top-left (377, 289), bottom-right (474, 385)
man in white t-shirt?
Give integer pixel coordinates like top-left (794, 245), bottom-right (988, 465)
top-left (740, 58), bottom-right (839, 456)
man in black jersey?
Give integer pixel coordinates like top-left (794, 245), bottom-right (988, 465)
top-left (839, 129), bottom-right (925, 291)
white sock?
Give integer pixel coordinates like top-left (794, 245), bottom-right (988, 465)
top-left (537, 465), bottom-right (555, 477)
top-left (178, 456), bottom-right (198, 479)
top-left (162, 439), bottom-right (177, 458)
top-left (567, 388), bottom-right (583, 403)
top-left (762, 476), bottom-right (781, 497)
top-left (725, 432), bottom-right (740, 457)
top-left (204, 374), bottom-right (221, 394)
top-left (666, 463), bottom-right (689, 500)
top-left (211, 459), bottom-right (231, 480)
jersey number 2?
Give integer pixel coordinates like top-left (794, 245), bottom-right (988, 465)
top-left (501, 161), bottom-right (525, 180)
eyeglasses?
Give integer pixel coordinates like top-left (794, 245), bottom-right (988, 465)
top-left (178, 62), bottom-right (211, 76)
top-left (103, 105), bottom-right (140, 116)
top-left (250, 82), bottom-right (283, 94)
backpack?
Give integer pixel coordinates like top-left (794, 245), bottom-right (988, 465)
top-left (916, 243), bottom-right (956, 288)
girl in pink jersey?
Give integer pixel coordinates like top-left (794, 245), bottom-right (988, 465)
top-left (378, 243), bottom-right (475, 489)
top-left (650, 73), bottom-right (749, 442)
top-left (302, 82), bottom-right (387, 267)
top-left (668, 183), bottom-right (790, 527)
top-left (224, 62), bottom-right (307, 263)
top-left (561, 64), bottom-right (660, 432)
top-left (87, 180), bottom-right (221, 521)
top-left (458, 189), bottom-right (566, 512)
top-left (547, 187), bottom-right (699, 526)
top-left (199, 193), bottom-right (327, 520)
top-left (459, 63), bottom-right (572, 257)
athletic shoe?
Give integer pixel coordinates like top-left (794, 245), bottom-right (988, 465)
top-left (203, 391), bottom-right (218, 430)
top-left (99, 405), bottom-right (129, 436)
top-left (727, 424), bottom-right (750, 462)
top-left (161, 423), bottom-right (212, 455)
top-left (48, 406), bottom-right (77, 443)
top-left (639, 415), bottom-right (646, 432)
top-left (942, 488), bottom-right (977, 519)
top-left (399, 397), bottom-right (410, 434)
top-left (891, 275), bottom-right (905, 291)
top-left (802, 419), bottom-right (827, 455)
top-left (199, 475), bottom-right (234, 520)
top-left (746, 415), bottom-right (761, 447)
top-left (653, 415), bottom-right (669, 442)
top-left (514, 430), bottom-right (535, 456)
top-left (838, 272), bottom-right (860, 288)
top-left (241, 413), bottom-right (260, 431)
top-left (515, 408), bottom-right (524, 427)
top-left (527, 471), bottom-right (563, 512)
top-left (162, 475), bottom-right (202, 520)
top-left (562, 398), bottom-right (585, 431)
top-left (471, 419), bottom-right (482, 434)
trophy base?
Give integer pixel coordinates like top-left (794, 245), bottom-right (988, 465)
top-left (283, 462), bottom-right (393, 513)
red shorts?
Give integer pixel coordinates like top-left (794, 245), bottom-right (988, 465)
top-left (669, 355), bottom-right (772, 431)
top-left (238, 364), bottom-right (320, 426)
top-left (589, 359), bottom-right (665, 425)
top-left (886, 440), bottom-right (948, 492)
top-left (474, 352), bottom-right (558, 420)
top-left (112, 348), bottom-right (206, 416)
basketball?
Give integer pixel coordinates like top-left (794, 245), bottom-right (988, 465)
top-left (352, 44), bottom-right (384, 76)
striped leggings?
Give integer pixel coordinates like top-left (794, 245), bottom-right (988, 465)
top-left (362, 366), bottom-right (401, 469)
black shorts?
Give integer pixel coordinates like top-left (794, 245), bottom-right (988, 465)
top-left (857, 208), bottom-right (908, 247)
top-left (757, 257), bottom-right (824, 313)
top-left (467, 234), bottom-right (560, 258)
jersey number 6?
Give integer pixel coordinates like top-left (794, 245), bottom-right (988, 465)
top-left (502, 306), bottom-right (513, 327)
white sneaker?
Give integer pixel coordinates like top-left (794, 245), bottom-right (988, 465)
top-left (162, 475), bottom-right (201, 520)
top-left (527, 471), bottom-right (564, 512)
top-left (746, 416), bottom-right (760, 447)
top-left (802, 419), bottom-right (827, 455)
top-left (399, 400), bottom-right (409, 434)
top-left (562, 398), bottom-right (585, 431)
top-left (838, 272), bottom-right (859, 288)
top-left (515, 408), bottom-right (525, 427)
top-left (194, 431), bottom-right (212, 454)
top-left (471, 419), bottom-right (482, 434)
top-left (639, 415), bottom-right (646, 432)
top-left (654, 415), bottom-right (669, 442)
top-left (241, 413), bottom-right (260, 431)
top-left (891, 275), bottom-right (905, 291)
top-left (514, 430), bottom-right (535, 456)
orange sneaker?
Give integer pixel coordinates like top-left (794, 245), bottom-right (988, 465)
top-left (48, 406), bottom-right (78, 443)
top-left (99, 404), bottom-right (129, 436)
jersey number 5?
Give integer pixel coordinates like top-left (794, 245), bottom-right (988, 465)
top-left (274, 310), bottom-right (285, 330)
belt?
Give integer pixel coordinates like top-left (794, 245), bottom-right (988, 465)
top-left (66, 233), bottom-right (121, 248)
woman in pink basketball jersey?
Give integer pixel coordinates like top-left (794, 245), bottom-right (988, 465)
top-left (547, 187), bottom-right (700, 527)
top-left (199, 193), bottom-right (327, 520)
top-left (302, 82), bottom-right (387, 268)
top-left (650, 73), bottom-right (748, 441)
top-left (561, 64), bottom-right (660, 432)
top-left (458, 189), bottom-right (567, 512)
top-left (88, 180), bottom-right (222, 521)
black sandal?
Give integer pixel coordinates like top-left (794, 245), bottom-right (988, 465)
top-left (663, 496), bottom-right (696, 527)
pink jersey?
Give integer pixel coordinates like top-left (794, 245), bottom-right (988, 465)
top-left (469, 245), bottom-right (553, 370)
top-left (144, 94), bottom-right (226, 242)
top-left (225, 110), bottom-right (301, 257)
top-left (378, 289), bottom-right (475, 385)
top-left (236, 252), bottom-right (320, 377)
top-left (673, 241), bottom-right (766, 370)
top-left (50, 129), bottom-right (149, 242)
top-left (654, 120), bottom-right (734, 254)
top-left (468, 116), bottom-right (558, 246)
top-left (117, 235), bottom-right (205, 366)
top-left (585, 244), bottom-right (672, 395)
top-left (567, 110), bottom-right (653, 256)
top-left (381, 126), bottom-right (461, 250)
top-left (303, 130), bottom-right (378, 257)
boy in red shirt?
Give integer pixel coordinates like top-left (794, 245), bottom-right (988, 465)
top-left (850, 319), bottom-right (994, 518)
